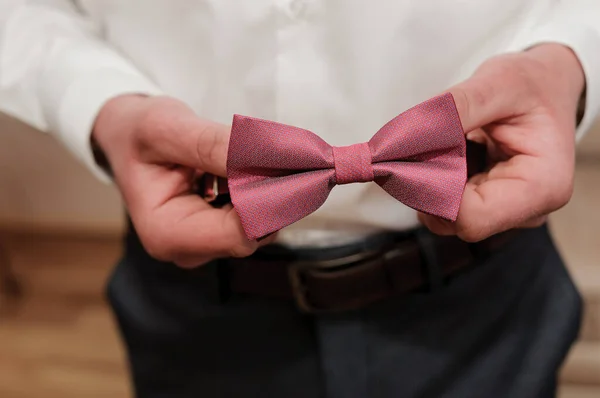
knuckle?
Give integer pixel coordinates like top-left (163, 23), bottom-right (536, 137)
top-left (454, 88), bottom-right (471, 125)
top-left (137, 221), bottom-right (178, 262)
top-left (495, 56), bottom-right (540, 98)
top-left (135, 97), bottom-right (185, 148)
top-left (228, 242), bottom-right (257, 258)
top-left (195, 123), bottom-right (222, 168)
top-left (453, 81), bottom-right (490, 130)
top-left (467, 83), bottom-right (489, 112)
top-left (173, 257), bottom-right (210, 269)
top-left (141, 236), bottom-right (173, 262)
top-left (530, 216), bottom-right (547, 228)
top-left (457, 224), bottom-right (489, 243)
top-left (458, 230), bottom-right (485, 243)
top-left (425, 221), bottom-right (450, 236)
top-left (539, 169), bottom-right (574, 211)
top-left (137, 99), bottom-right (169, 133)
top-left (549, 181), bottom-right (573, 210)
top-left (135, 102), bottom-right (171, 149)
top-left (453, 210), bottom-right (491, 243)
top-left (172, 259), bottom-right (191, 268)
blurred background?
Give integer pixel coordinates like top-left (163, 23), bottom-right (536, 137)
top-left (0, 111), bottom-right (599, 398)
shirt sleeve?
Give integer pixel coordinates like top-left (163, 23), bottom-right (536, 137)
top-left (0, 1), bottom-right (163, 181)
top-left (507, 0), bottom-right (600, 142)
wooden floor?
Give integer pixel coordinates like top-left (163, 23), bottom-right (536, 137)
top-left (0, 236), bottom-right (130, 398)
top-left (0, 163), bottom-right (599, 398)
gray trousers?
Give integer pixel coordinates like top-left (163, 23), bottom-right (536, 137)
top-left (107, 224), bottom-right (582, 398)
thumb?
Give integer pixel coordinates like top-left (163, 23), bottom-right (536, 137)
top-left (185, 119), bottom-right (231, 177)
top-left (448, 74), bottom-right (520, 133)
top-left (140, 99), bottom-right (231, 177)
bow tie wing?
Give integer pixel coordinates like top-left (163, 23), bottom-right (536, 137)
top-left (227, 115), bottom-right (336, 240)
top-left (369, 93), bottom-right (467, 221)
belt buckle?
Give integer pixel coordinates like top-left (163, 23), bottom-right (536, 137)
top-left (287, 250), bottom-right (379, 314)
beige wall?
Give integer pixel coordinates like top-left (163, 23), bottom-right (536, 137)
top-left (578, 121), bottom-right (600, 159)
top-left (0, 113), bottom-right (124, 234)
top-left (0, 111), bottom-right (599, 234)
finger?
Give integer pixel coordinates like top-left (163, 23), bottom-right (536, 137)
top-left (419, 157), bottom-right (546, 241)
top-left (172, 255), bottom-right (214, 269)
top-left (465, 128), bottom-right (488, 145)
top-left (452, 157), bottom-right (559, 242)
top-left (119, 162), bottom-right (257, 266)
top-left (423, 144), bottom-right (569, 243)
top-left (519, 215), bottom-right (547, 229)
top-left (173, 231), bottom-right (278, 269)
top-left (418, 212), bottom-right (457, 236)
top-left (258, 232), bottom-right (279, 246)
top-left (169, 205), bottom-right (264, 268)
top-left (420, 211), bottom-right (547, 242)
top-left (135, 195), bottom-right (259, 264)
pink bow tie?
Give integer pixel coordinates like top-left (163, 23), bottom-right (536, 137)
top-left (225, 93), bottom-right (467, 240)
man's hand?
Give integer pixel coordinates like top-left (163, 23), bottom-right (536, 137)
top-left (93, 95), bottom-right (273, 267)
top-left (419, 43), bottom-right (585, 242)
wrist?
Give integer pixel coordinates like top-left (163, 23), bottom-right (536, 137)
top-left (90, 94), bottom-right (151, 176)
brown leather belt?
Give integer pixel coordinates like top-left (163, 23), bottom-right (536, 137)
top-left (223, 229), bottom-right (518, 313)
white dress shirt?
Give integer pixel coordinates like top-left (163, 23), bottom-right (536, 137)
top-left (1, 0), bottom-right (599, 247)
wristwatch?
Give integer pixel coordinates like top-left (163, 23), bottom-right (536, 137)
top-left (196, 173), bottom-right (231, 207)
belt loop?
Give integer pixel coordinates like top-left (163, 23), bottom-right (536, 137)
top-left (416, 228), bottom-right (444, 291)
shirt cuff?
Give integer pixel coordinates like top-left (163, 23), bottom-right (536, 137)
top-left (507, 18), bottom-right (600, 143)
top-left (44, 68), bottom-right (163, 182)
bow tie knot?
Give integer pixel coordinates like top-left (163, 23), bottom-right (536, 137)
top-left (332, 142), bottom-right (374, 185)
